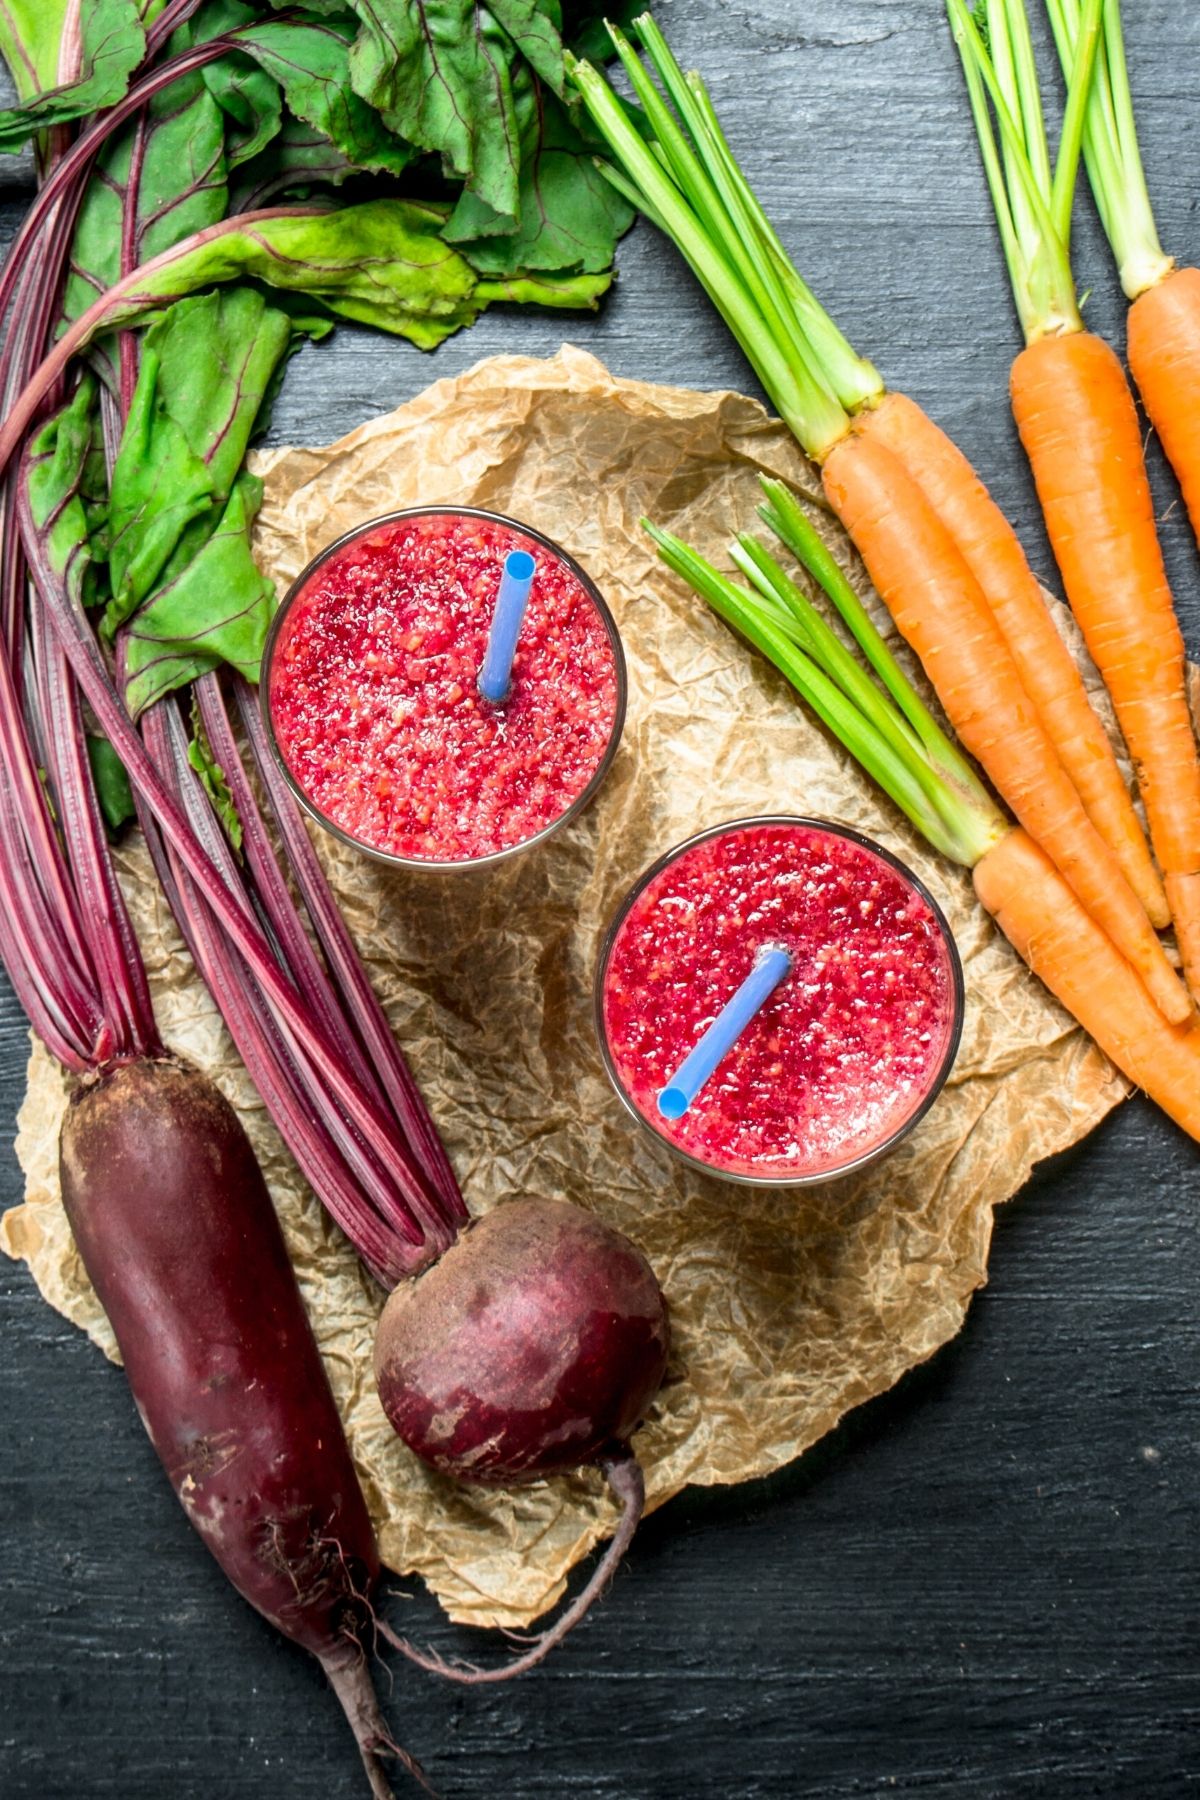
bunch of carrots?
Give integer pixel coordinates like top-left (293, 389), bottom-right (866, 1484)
top-left (568, 5), bottom-right (1200, 1141)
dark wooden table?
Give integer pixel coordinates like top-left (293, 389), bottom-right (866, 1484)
top-left (2, 5), bottom-right (1197, 1796)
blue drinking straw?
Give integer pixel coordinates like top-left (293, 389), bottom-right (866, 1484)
top-left (478, 549), bottom-right (537, 703)
top-left (657, 945), bottom-right (793, 1121)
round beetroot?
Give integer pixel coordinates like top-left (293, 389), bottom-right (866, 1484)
top-left (374, 1197), bottom-right (668, 1483)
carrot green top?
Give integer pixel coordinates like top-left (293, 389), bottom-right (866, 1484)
top-left (644, 476), bottom-right (1008, 870)
top-left (566, 14), bottom-right (884, 459)
top-left (947, 0), bottom-right (1103, 343)
top-left (1044, 0), bottom-right (1175, 300)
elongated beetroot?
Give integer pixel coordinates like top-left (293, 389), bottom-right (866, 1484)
top-left (60, 1058), bottom-right (417, 1797)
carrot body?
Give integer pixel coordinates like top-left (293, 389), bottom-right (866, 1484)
top-left (821, 428), bottom-right (1189, 1023)
top-left (1010, 329), bottom-right (1200, 998)
top-left (1127, 265), bottom-right (1200, 547)
top-left (974, 828), bottom-right (1200, 1142)
top-left (856, 390), bottom-right (1169, 927)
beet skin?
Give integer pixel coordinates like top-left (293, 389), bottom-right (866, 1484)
top-left (60, 1059), bottom-right (403, 1795)
top-left (373, 1197), bottom-right (669, 1483)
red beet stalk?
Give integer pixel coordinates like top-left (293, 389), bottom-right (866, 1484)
top-left (0, 43), bottom-right (417, 1797)
top-left (0, 436), bottom-right (416, 1800)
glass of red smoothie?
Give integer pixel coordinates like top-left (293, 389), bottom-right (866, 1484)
top-left (595, 816), bottom-right (965, 1185)
top-left (263, 507), bottom-right (626, 871)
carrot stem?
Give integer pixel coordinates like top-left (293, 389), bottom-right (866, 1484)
top-left (1049, 0), bottom-right (1103, 249)
top-left (945, 0), bottom-right (1085, 341)
top-left (755, 477), bottom-right (990, 804)
top-left (644, 519), bottom-right (1007, 867)
top-left (679, 74), bottom-right (883, 412)
top-left (729, 532), bottom-right (927, 762)
top-left (566, 47), bottom-right (850, 458)
top-left (1044, 0), bottom-right (1173, 297)
top-left (629, 14), bottom-right (884, 411)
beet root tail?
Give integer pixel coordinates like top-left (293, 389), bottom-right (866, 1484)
top-left (381, 1448), bottom-right (645, 1686)
top-left (322, 1649), bottom-right (439, 1799)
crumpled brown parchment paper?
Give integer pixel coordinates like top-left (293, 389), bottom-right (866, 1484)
top-left (2, 346), bottom-right (1129, 1629)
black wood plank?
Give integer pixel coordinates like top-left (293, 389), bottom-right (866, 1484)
top-left (1, 4), bottom-right (1198, 1797)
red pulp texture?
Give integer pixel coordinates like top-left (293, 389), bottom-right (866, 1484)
top-left (601, 822), bottom-right (959, 1180)
top-left (267, 512), bottom-right (619, 863)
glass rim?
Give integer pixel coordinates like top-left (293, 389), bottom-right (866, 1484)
top-left (260, 504), bottom-right (628, 874)
top-left (593, 813), bottom-right (967, 1188)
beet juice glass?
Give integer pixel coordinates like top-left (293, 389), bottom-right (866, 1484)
top-left (263, 507), bottom-right (626, 872)
top-left (596, 816), bottom-right (965, 1185)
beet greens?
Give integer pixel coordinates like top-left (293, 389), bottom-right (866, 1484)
top-left (0, 26), bottom-right (422, 1793)
top-left (0, 0), bottom-right (652, 1277)
top-left (1, 0), bottom-right (670, 1742)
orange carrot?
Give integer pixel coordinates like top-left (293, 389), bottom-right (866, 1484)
top-left (1127, 266), bottom-right (1200, 545)
top-left (955, 0), bottom-right (1200, 995)
top-left (821, 427), bottom-right (1189, 1024)
top-left (576, 15), bottom-right (1200, 1132)
top-left (653, 524), bottom-right (1200, 1145)
top-left (973, 828), bottom-right (1200, 1141)
top-left (1046, 6), bottom-right (1200, 552)
top-left (1009, 328), bottom-right (1200, 997)
top-left (856, 390), bottom-right (1169, 927)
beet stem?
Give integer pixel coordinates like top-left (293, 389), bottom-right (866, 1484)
top-left (195, 676), bottom-right (393, 1118)
top-left (235, 680), bottom-right (468, 1227)
top-left (117, 108), bottom-right (149, 417)
top-left (135, 691), bottom-right (418, 1283)
top-left (0, 105), bottom-right (450, 1275)
top-left (30, 602), bottom-right (159, 1057)
top-left (381, 1449), bottom-right (647, 1685)
top-left (143, 0), bottom-right (207, 69)
top-left (16, 495), bottom-right (444, 1261)
top-left (0, 170), bottom-right (151, 1067)
top-left (195, 678), bottom-right (458, 1249)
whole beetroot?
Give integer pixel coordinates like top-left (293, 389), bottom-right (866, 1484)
top-left (375, 1198), bottom-right (668, 1482)
top-left (374, 1196), bottom-right (669, 1681)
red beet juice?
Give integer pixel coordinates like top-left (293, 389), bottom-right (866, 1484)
top-left (264, 509), bottom-right (624, 867)
top-left (597, 818), bottom-right (963, 1183)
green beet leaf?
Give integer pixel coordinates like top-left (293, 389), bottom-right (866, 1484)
top-left (63, 67), bottom-right (230, 398)
top-left (488, 0), bottom-right (564, 90)
top-left (86, 736), bottom-right (138, 835)
top-left (106, 354), bottom-right (220, 635)
top-left (0, 0), bottom-right (145, 152)
top-left (95, 198), bottom-right (609, 347)
top-left (185, 9), bottom-right (283, 172)
top-left (106, 287), bottom-right (296, 644)
top-left (0, 0), bottom-right (78, 100)
top-left (22, 374), bottom-right (110, 613)
top-left (451, 78), bottom-right (633, 273)
top-left (473, 266), bottom-right (611, 308)
top-left (187, 700), bottom-right (244, 852)
top-left (122, 472), bottom-right (274, 716)
top-left (347, 0), bottom-right (543, 227)
top-left (183, 0), bottom-right (412, 177)
top-left (232, 117), bottom-right (360, 208)
top-left (236, 13), bottom-right (412, 175)
top-left (65, 73), bottom-right (229, 308)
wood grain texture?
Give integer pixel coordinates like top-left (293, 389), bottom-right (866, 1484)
top-left (1, 3), bottom-right (1197, 1795)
